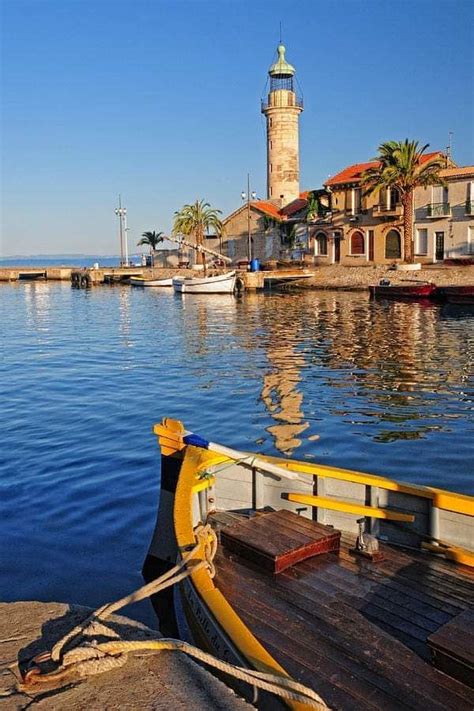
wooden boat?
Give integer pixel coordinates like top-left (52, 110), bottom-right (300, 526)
top-left (144, 418), bottom-right (474, 710)
top-left (129, 276), bottom-right (173, 287)
top-left (173, 271), bottom-right (237, 294)
top-left (433, 285), bottom-right (474, 304)
top-left (369, 281), bottom-right (437, 299)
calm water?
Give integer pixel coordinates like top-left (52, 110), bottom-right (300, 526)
top-left (1, 282), bottom-right (473, 625)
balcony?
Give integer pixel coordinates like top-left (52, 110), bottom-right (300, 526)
top-left (427, 202), bottom-right (451, 218)
top-left (466, 200), bottom-right (474, 215)
top-left (373, 203), bottom-right (403, 218)
top-left (261, 95), bottom-right (304, 112)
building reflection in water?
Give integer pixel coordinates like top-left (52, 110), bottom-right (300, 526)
top-left (243, 291), bottom-right (472, 454)
top-left (243, 294), bottom-right (310, 454)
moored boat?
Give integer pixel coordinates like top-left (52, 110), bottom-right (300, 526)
top-left (369, 281), bottom-right (437, 299)
top-left (172, 271), bottom-right (237, 294)
top-left (144, 418), bottom-right (474, 709)
top-left (129, 276), bottom-right (173, 287)
top-left (433, 285), bottom-right (474, 304)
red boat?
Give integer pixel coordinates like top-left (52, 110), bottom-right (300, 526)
top-left (433, 285), bottom-right (474, 304)
top-left (369, 281), bottom-right (437, 299)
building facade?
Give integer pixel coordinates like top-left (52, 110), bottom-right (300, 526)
top-left (413, 166), bottom-right (474, 262)
top-left (307, 154), bottom-right (474, 267)
top-left (221, 201), bottom-right (282, 264)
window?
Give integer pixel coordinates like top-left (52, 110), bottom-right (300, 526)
top-left (227, 239), bottom-right (236, 258)
top-left (385, 230), bottom-right (401, 259)
top-left (467, 182), bottom-right (474, 214)
top-left (468, 226), bottom-right (474, 254)
top-left (344, 190), bottom-right (351, 213)
top-left (353, 188), bottom-right (362, 214)
top-left (432, 185), bottom-right (448, 203)
top-left (390, 187), bottom-right (400, 206)
top-left (314, 232), bottom-right (328, 256)
top-left (416, 228), bottom-right (428, 255)
top-left (350, 231), bottom-right (365, 255)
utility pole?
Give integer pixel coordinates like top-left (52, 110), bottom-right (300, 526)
top-left (241, 174), bottom-right (256, 263)
top-left (115, 196), bottom-right (128, 266)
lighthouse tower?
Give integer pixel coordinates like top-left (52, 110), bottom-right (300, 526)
top-left (261, 44), bottom-right (303, 207)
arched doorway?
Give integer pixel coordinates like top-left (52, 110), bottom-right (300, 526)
top-left (385, 229), bottom-right (401, 259)
top-left (350, 230), bottom-right (365, 255)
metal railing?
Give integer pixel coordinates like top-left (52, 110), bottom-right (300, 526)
top-left (373, 203), bottom-right (402, 214)
top-left (427, 202), bottom-right (450, 217)
top-left (465, 200), bottom-right (474, 215)
top-left (261, 96), bottom-right (304, 111)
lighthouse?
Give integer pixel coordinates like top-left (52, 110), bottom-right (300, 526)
top-left (261, 44), bottom-right (303, 207)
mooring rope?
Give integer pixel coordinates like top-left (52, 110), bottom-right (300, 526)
top-left (17, 523), bottom-right (329, 710)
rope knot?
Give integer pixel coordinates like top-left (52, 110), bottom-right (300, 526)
top-left (194, 524), bottom-right (218, 578)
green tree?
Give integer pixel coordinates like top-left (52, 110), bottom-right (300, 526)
top-left (137, 231), bottom-right (164, 265)
top-left (306, 192), bottom-right (320, 222)
top-left (362, 140), bottom-right (446, 263)
top-left (173, 200), bottom-right (223, 268)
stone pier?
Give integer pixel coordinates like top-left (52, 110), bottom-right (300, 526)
top-left (0, 601), bottom-right (251, 710)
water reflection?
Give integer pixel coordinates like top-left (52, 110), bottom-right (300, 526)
top-left (240, 292), bottom-right (473, 454)
top-left (23, 281), bottom-right (52, 330)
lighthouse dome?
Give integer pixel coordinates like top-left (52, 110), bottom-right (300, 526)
top-left (269, 44), bottom-right (295, 78)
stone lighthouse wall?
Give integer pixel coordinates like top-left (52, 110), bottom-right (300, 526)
top-left (264, 90), bottom-right (302, 207)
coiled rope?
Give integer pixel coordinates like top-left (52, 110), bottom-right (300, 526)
top-left (18, 524), bottom-right (329, 710)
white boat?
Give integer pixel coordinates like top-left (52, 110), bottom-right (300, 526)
top-left (172, 271), bottom-right (236, 294)
top-left (129, 276), bottom-right (173, 287)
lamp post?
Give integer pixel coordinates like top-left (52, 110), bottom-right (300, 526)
top-left (241, 174), bottom-right (256, 263)
top-left (114, 196), bottom-right (128, 266)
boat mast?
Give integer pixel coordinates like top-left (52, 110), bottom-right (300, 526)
top-left (166, 234), bottom-right (232, 264)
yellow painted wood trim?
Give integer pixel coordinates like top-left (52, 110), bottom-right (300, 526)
top-left (173, 445), bottom-right (311, 711)
top-left (153, 419), bottom-right (474, 517)
top-left (421, 542), bottom-right (474, 568)
top-left (192, 477), bottom-right (216, 494)
top-left (287, 493), bottom-right (415, 522)
top-left (253, 455), bottom-right (474, 517)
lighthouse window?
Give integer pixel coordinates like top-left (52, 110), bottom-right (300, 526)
top-left (269, 118), bottom-right (273, 128)
top-left (270, 164), bottom-right (272, 173)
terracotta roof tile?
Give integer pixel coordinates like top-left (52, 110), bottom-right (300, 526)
top-left (251, 200), bottom-right (282, 220)
top-left (325, 152), bottom-right (445, 187)
top-left (439, 166), bottom-right (474, 179)
top-left (280, 198), bottom-right (308, 216)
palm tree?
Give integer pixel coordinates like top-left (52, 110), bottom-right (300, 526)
top-left (137, 231), bottom-right (164, 265)
top-left (362, 140), bottom-right (446, 263)
top-left (173, 200), bottom-right (223, 268)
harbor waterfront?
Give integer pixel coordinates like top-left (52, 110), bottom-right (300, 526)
top-left (0, 281), bottom-right (473, 627)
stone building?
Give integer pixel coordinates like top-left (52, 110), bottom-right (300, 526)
top-left (413, 166), bottom-right (474, 262)
top-left (261, 43), bottom-right (304, 207)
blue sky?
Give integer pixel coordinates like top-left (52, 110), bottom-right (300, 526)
top-left (1, 0), bottom-right (473, 256)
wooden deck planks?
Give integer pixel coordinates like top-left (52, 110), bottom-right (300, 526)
top-left (213, 526), bottom-right (474, 711)
top-left (216, 551), bottom-right (473, 709)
